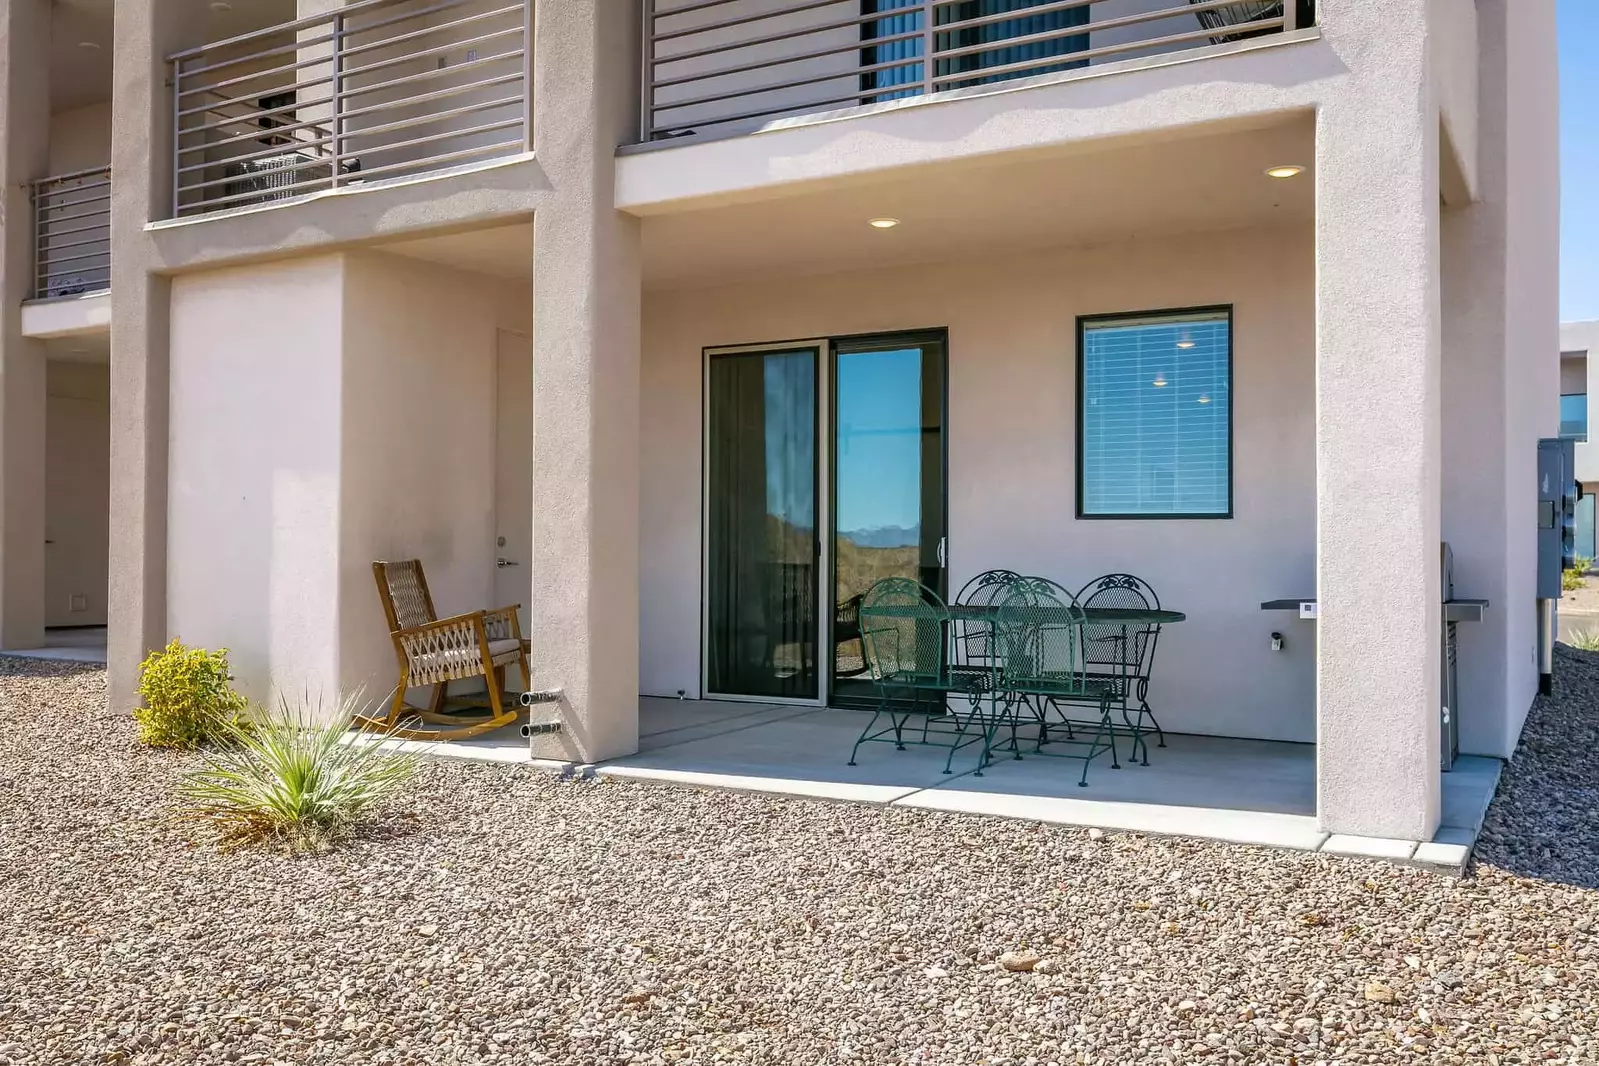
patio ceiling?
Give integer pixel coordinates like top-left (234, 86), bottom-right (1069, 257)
top-left (638, 113), bottom-right (1315, 291)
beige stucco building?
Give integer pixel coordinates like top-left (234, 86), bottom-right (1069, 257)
top-left (0, 0), bottom-right (1559, 844)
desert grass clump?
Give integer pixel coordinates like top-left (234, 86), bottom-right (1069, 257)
top-left (1568, 629), bottom-right (1599, 653)
top-left (134, 640), bottom-right (249, 749)
top-left (178, 694), bottom-right (419, 852)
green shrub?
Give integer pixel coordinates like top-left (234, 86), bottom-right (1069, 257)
top-left (1564, 567), bottom-right (1588, 592)
top-left (177, 693), bottom-right (419, 852)
top-left (134, 640), bottom-right (248, 749)
top-left (1577, 556), bottom-right (1596, 575)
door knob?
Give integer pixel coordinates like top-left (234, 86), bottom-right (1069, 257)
top-left (497, 558), bottom-right (520, 569)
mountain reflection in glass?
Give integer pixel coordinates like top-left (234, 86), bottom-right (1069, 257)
top-left (705, 348), bottom-right (817, 698)
top-left (832, 341), bottom-right (945, 699)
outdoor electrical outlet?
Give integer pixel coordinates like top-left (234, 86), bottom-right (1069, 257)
top-left (1271, 632), bottom-right (1285, 652)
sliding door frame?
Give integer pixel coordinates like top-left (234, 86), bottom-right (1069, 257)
top-left (701, 339), bottom-right (831, 706)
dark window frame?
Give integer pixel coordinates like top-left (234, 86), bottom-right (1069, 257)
top-left (1075, 305), bottom-right (1235, 521)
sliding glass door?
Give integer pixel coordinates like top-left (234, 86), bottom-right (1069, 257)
top-left (830, 335), bottom-right (947, 706)
top-left (704, 346), bottom-right (820, 701)
top-left (703, 333), bottom-right (947, 706)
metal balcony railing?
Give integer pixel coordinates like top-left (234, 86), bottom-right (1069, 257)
top-left (32, 167), bottom-right (111, 300)
top-left (641, 0), bottom-right (1310, 143)
top-left (169, 0), bottom-right (530, 218)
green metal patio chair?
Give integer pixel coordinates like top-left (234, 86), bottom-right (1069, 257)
top-left (992, 577), bottom-right (1119, 787)
top-left (1077, 573), bottom-right (1165, 765)
top-left (848, 577), bottom-right (989, 774)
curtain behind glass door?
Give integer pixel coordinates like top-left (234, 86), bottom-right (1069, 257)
top-left (705, 349), bottom-right (819, 699)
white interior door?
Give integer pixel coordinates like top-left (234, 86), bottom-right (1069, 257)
top-left (494, 329), bottom-right (533, 634)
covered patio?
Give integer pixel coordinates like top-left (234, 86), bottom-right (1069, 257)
top-left (376, 696), bottom-right (1500, 873)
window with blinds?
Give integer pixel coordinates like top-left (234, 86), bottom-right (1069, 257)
top-left (1078, 308), bottom-right (1233, 518)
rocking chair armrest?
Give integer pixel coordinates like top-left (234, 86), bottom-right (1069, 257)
top-left (482, 604), bottom-right (524, 641)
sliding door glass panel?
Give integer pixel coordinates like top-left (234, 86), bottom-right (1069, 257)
top-left (705, 348), bottom-right (819, 700)
top-left (831, 336), bottom-right (947, 705)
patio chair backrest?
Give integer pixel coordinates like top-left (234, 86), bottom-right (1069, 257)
top-left (953, 569), bottom-right (1023, 666)
top-left (1077, 573), bottom-right (1160, 678)
top-left (859, 577), bottom-right (948, 685)
top-left (374, 560), bottom-right (438, 633)
top-left (994, 577), bottom-right (1092, 695)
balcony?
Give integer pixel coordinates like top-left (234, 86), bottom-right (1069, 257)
top-left (640, 0), bottom-right (1313, 144)
top-left (169, 0), bottom-right (529, 219)
top-left (32, 167), bottom-right (111, 300)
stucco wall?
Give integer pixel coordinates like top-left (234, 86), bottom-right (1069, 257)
top-left (47, 102), bottom-right (111, 175)
top-left (167, 247), bottom-right (529, 711)
top-left (336, 250), bottom-right (519, 703)
top-left (641, 225), bottom-right (1319, 743)
top-left (167, 255), bottom-right (346, 702)
top-left (44, 361), bottom-right (109, 627)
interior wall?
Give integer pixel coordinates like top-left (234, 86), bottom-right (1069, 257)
top-left (641, 225), bottom-right (1318, 743)
top-left (1562, 356), bottom-right (1587, 395)
top-left (44, 361), bottom-right (109, 627)
top-left (167, 255), bottom-right (347, 703)
top-left (336, 250), bottom-right (528, 703)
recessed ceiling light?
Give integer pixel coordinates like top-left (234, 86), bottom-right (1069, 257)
top-left (1152, 374), bottom-right (1168, 388)
top-left (77, 40), bottom-right (101, 50)
top-left (210, 1), bottom-right (233, 10)
top-left (1176, 335), bottom-right (1196, 349)
top-left (868, 217), bottom-right (900, 229)
top-left (1265, 164), bottom-right (1305, 179)
top-left (1197, 394), bottom-right (1212, 405)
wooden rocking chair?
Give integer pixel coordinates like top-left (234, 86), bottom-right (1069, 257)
top-left (361, 559), bottom-right (530, 740)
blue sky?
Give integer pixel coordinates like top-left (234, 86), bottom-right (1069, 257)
top-left (1563, 0), bottom-right (1597, 322)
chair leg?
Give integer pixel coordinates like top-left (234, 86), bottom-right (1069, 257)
top-left (848, 700), bottom-right (886, 766)
top-left (1143, 701), bottom-right (1167, 748)
top-left (429, 681), bottom-right (447, 716)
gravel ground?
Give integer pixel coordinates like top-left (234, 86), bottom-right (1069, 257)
top-left (2, 653), bottom-right (1598, 1065)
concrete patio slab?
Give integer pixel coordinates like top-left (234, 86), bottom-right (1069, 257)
top-left (899, 788), bottom-right (1330, 851)
top-left (598, 708), bottom-right (979, 804)
top-left (369, 697), bottom-right (1504, 873)
top-left (1322, 834), bottom-right (1420, 861)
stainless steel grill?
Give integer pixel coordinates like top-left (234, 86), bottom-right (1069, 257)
top-left (640, 0), bottom-right (1302, 144)
top-left (170, 0), bottom-right (530, 218)
top-left (32, 167), bottom-right (111, 300)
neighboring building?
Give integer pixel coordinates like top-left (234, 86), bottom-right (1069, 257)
top-left (1562, 321), bottom-right (1599, 558)
top-left (0, 0), bottom-right (1559, 844)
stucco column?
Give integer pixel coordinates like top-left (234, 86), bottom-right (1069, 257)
top-left (0, 0), bottom-right (51, 650)
top-left (108, 0), bottom-right (185, 712)
top-left (1314, 2), bottom-right (1443, 840)
top-left (527, 0), bottom-right (643, 762)
top-left (1440, 0), bottom-right (1559, 761)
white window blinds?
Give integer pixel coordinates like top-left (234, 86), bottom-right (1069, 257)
top-left (1079, 310), bottom-right (1232, 517)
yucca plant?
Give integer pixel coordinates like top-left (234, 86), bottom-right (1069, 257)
top-left (1568, 629), bottom-right (1599, 653)
top-left (178, 693), bottom-right (420, 852)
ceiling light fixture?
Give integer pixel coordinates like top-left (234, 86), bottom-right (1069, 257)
top-left (1176, 335), bottom-right (1196, 350)
top-left (210, 1), bottom-right (234, 10)
top-left (1152, 374), bottom-right (1168, 388)
top-left (78, 40), bottom-right (101, 50)
top-left (868, 217), bottom-right (900, 229)
top-left (1197, 394), bottom-right (1212, 405)
top-left (1265, 164), bottom-right (1305, 179)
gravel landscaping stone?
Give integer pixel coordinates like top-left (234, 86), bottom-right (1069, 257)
top-left (3, 650), bottom-right (1599, 1064)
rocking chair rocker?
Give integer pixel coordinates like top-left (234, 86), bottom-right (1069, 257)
top-left (361, 559), bottom-right (530, 740)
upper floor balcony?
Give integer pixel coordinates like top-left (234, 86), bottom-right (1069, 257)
top-left (169, 0), bottom-right (530, 220)
top-left (638, 0), bottom-right (1315, 145)
top-left (32, 166), bottom-right (111, 301)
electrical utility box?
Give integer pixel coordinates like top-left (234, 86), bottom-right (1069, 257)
top-left (1537, 437), bottom-right (1577, 600)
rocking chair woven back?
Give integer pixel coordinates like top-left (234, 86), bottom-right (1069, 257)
top-left (374, 560), bottom-right (439, 633)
